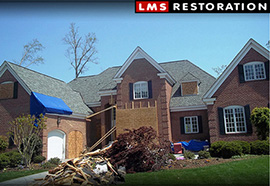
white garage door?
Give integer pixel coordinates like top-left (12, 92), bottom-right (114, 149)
top-left (47, 130), bottom-right (65, 161)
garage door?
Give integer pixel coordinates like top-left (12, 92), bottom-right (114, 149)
top-left (47, 130), bottom-right (66, 161)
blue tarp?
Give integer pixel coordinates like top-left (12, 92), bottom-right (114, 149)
top-left (30, 92), bottom-right (72, 117)
top-left (178, 140), bottom-right (210, 151)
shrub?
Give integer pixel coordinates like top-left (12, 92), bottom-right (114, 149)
top-left (33, 155), bottom-right (46, 163)
top-left (0, 135), bottom-right (8, 152)
top-left (250, 140), bottom-right (269, 155)
top-left (250, 107), bottom-right (270, 140)
top-left (41, 162), bottom-right (56, 169)
top-left (183, 151), bottom-right (195, 159)
top-left (234, 141), bottom-right (251, 154)
top-left (5, 150), bottom-right (22, 167)
top-left (31, 134), bottom-right (43, 161)
top-left (106, 126), bottom-right (170, 173)
top-left (48, 157), bottom-right (61, 165)
top-left (221, 141), bottom-right (242, 159)
top-left (210, 141), bottom-right (226, 157)
top-left (0, 153), bottom-right (10, 169)
top-left (198, 151), bottom-right (211, 159)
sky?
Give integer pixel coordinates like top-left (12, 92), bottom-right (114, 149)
top-left (0, 2), bottom-right (269, 83)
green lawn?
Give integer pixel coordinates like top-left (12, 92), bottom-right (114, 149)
top-left (124, 155), bottom-right (269, 185)
top-left (0, 169), bottom-right (47, 182)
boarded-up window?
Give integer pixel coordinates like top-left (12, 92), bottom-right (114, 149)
top-left (0, 82), bottom-right (15, 99)
top-left (181, 81), bottom-right (198, 96)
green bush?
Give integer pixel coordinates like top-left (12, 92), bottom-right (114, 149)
top-left (198, 151), bottom-right (211, 159)
top-left (250, 107), bottom-right (270, 140)
top-left (184, 151), bottom-right (195, 159)
top-left (33, 155), bottom-right (46, 163)
top-left (0, 153), bottom-right (10, 169)
top-left (0, 135), bottom-right (8, 152)
top-left (48, 157), bottom-right (61, 165)
top-left (234, 141), bottom-right (251, 154)
top-left (250, 140), bottom-right (269, 155)
top-left (221, 141), bottom-right (242, 159)
top-left (5, 150), bottom-right (22, 167)
top-left (41, 162), bottom-right (56, 169)
top-left (210, 141), bottom-right (226, 157)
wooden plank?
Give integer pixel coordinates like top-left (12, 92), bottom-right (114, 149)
top-left (86, 105), bottom-right (117, 119)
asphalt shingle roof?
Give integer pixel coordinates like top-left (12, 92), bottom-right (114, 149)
top-left (6, 62), bottom-right (92, 115)
top-left (68, 60), bottom-right (216, 108)
top-left (68, 66), bottom-right (120, 104)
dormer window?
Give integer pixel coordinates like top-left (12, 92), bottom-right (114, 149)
top-left (181, 81), bottom-right (198, 96)
top-left (134, 81), bottom-right (148, 99)
top-left (244, 62), bottom-right (266, 81)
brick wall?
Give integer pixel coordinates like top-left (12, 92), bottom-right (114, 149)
top-left (208, 48), bottom-right (269, 143)
top-left (116, 58), bottom-right (172, 142)
top-left (42, 114), bottom-right (87, 159)
top-left (0, 70), bottom-right (30, 137)
top-left (170, 109), bottom-right (209, 142)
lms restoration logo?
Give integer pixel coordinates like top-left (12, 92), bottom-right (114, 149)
top-left (135, 1), bottom-right (269, 13)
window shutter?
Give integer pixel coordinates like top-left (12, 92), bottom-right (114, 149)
top-left (129, 83), bottom-right (133, 101)
top-left (179, 85), bottom-right (182, 96)
top-left (13, 82), bottom-right (18, 99)
top-left (238, 64), bottom-right (245, 83)
top-left (148, 80), bottom-right (152, 99)
top-left (198, 116), bottom-right (203, 133)
top-left (264, 61), bottom-right (269, 80)
top-left (244, 104), bottom-right (252, 134)
top-left (180, 117), bottom-right (185, 134)
top-left (218, 107), bottom-right (225, 135)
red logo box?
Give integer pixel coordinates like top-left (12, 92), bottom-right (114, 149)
top-left (136, 1), bottom-right (169, 12)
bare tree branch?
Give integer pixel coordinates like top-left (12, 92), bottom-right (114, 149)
top-left (17, 39), bottom-right (45, 67)
top-left (63, 23), bottom-right (98, 78)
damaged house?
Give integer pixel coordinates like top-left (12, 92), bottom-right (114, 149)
top-left (0, 38), bottom-right (269, 160)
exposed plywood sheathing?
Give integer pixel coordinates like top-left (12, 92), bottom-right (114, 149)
top-left (116, 101), bottom-right (158, 136)
top-left (0, 83), bottom-right (14, 99)
top-left (68, 130), bottom-right (83, 159)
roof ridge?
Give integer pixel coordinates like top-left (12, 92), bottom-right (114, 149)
top-left (5, 61), bottom-right (66, 83)
top-left (159, 59), bottom-right (189, 64)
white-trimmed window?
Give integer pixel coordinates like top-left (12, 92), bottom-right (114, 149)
top-left (244, 62), bottom-right (266, 81)
top-left (223, 106), bottom-right (247, 134)
top-left (184, 116), bottom-right (199, 134)
top-left (133, 81), bottom-right (148, 99)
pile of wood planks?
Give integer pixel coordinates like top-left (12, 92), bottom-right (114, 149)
top-left (34, 149), bottom-right (125, 186)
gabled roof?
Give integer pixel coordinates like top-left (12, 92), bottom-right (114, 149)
top-left (113, 46), bottom-right (176, 86)
top-left (68, 66), bottom-right (120, 105)
top-left (0, 61), bottom-right (92, 116)
top-left (203, 38), bottom-right (270, 101)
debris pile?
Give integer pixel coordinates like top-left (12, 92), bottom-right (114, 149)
top-left (35, 150), bottom-right (125, 186)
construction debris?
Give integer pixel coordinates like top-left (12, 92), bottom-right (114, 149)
top-left (34, 149), bottom-right (125, 186)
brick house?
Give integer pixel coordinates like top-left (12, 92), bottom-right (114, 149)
top-left (203, 38), bottom-right (269, 143)
top-left (0, 38), bottom-right (269, 160)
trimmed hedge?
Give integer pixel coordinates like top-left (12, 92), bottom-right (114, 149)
top-left (250, 140), bottom-right (269, 155)
top-left (210, 140), bottom-right (269, 158)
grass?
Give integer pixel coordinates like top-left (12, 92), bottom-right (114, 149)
top-left (124, 155), bottom-right (269, 185)
top-left (0, 169), bottom-right (47, 182)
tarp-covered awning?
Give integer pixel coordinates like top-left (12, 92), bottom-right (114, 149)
top-left (30, 92), bottom-right (73, 116)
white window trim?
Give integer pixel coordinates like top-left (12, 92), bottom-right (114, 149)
top-left (1, 81), bottom-right (14, 84)
top-left (243, 61), bottom-right (266, 81)
top-left (184, 116), bottom-right (199, 134)
top-left (223, 105), bottom-right (247, 134)
top-left (133, 81), bottom-right (149, 100)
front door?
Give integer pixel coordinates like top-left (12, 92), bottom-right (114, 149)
top-left (47, 130), bottom-right (65, 161)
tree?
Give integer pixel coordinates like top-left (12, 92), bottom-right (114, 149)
top-left (63, 23), bottom-right (98, 78)
top-left (16, 39), bottom-right (45, 67)
top-left (212, 65), bottom-right (227, 77)
top-left (8, 114), bottom-right (47, 167)
top-left (250, 107), bottom-right (270, 140)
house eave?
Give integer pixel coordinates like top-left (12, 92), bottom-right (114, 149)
top-left (170, 105), bottom-right (207, 112)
